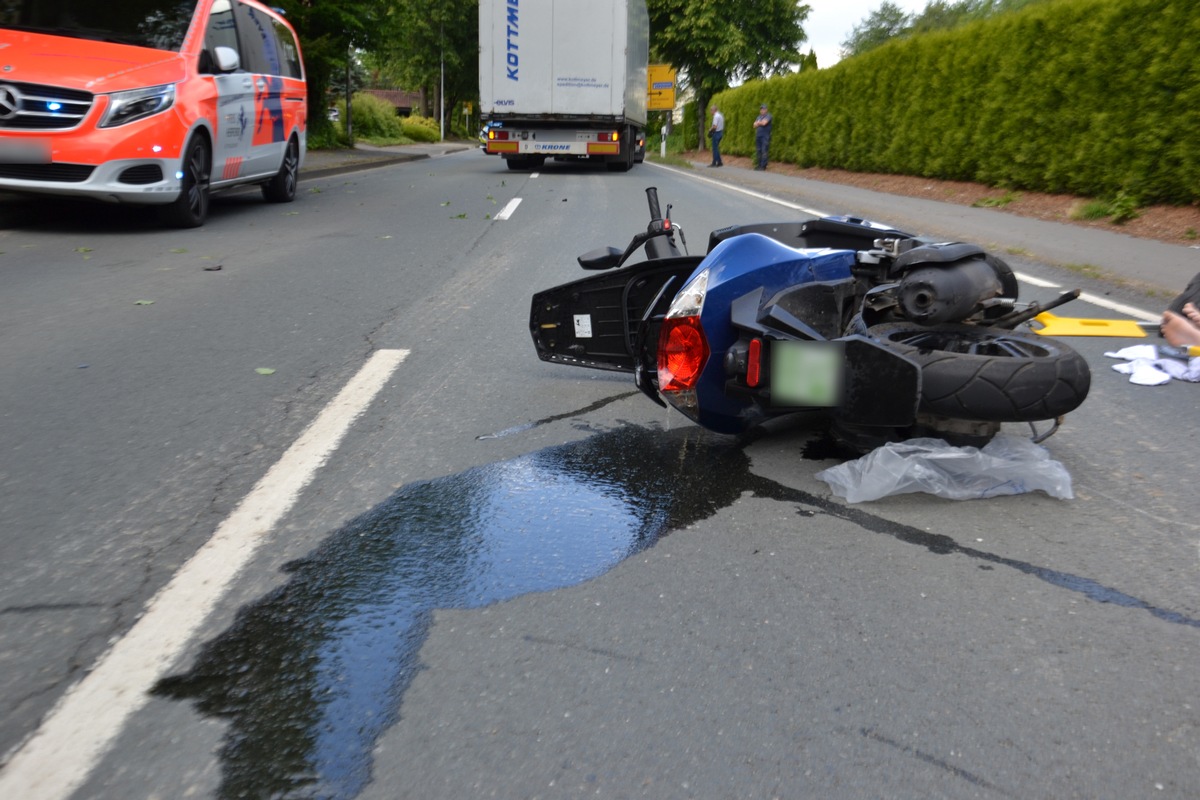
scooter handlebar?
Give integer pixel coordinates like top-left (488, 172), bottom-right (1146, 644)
top-left (645, 187), bottom-right (663, 222)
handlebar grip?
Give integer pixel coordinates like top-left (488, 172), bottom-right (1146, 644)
top-left (645, 187), bottom-right (662, 222)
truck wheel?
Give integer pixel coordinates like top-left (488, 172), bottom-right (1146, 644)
top-left (867, 323), bottom-right (1091, 421)
top-left (159, 134), bottom-right (211, 228)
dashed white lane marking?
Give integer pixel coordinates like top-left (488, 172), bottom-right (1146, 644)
top-left (651, 161), bottom-right (1160, 322)
top-left (0, 348), bottom-right (410, 800)
top-left (495, 198), bottom-right (522, 220)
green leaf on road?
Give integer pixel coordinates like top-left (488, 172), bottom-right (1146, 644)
top-left (440, 201), bottom-right (451, 207)
top-left (170, 248), bottom-right (188, 254)
top-left (255, 368), bottom-right (276, 375)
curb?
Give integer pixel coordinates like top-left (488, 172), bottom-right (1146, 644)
top-left (301, 144), bottom-right (473, 181)
top-left (300, 151), bottom-right (428, 181)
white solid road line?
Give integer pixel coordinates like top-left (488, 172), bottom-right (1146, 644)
top-left (0, 348), bottom-right (410, 800)
top-left (647, 160), bottom-right (826, 216)
top-left (1012, 271), bottom-right (1160, 322)
top-left (652, 161), bottom-right (1160, 322)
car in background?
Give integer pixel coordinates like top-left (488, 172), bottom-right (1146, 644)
top-left (0, 0), bottom-right (307, 227)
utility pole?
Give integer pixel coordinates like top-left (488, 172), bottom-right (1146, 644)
top-left (439, 22), bottom-right (445, 141)
top-left (345, 49), bottom-right (353, 140)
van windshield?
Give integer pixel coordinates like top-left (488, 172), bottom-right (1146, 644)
top-left (0, 0), bottom-right (197, 51)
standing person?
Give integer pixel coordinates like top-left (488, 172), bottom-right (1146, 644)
top-left (707, 105), bottom-right (725, 167)
top-left (753, 103), bottom-right (773, 170)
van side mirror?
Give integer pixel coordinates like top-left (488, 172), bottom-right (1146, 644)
top-left (214, 46), bottom-right (240, 73)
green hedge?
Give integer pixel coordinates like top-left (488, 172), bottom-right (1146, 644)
top-left (712, 0), bottom-right (1200, 205)
top-left (348, 92), bottom-right (405, 139)
top-left (682, 102), bottom-right (700, 152)
top-left (401, 115), bottom-right (441, 143)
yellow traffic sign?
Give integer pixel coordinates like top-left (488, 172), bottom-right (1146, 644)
top-left (647, 64), bottom-right (676, 111)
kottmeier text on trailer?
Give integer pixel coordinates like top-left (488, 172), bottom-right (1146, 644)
top-left (480, 0), bottom-right (649, 172)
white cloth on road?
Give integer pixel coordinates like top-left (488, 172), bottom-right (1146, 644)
top-left (1105, 344), bottom-right (1200, 385)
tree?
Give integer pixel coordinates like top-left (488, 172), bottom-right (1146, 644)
top-left (839, 1), bottom-right (912, 60)
top-left (647, 0), bottom-right (812, 147)
top-left (376, 0), bottom-right (478, 135)
top-left (843, 0), bottom-right (1054, 58)
top-left (274, 0), bottom-right (397, 141)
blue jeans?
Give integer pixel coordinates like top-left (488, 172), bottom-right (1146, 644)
top-left (755, 136), bottom-right (770, 169)
top-left (710, 131), bottom-right (723, 165)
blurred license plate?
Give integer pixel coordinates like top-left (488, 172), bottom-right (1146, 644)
top-left (770, 340), bottom-right (844, 406)
top-left (0, 139), bottom-right (50, 164)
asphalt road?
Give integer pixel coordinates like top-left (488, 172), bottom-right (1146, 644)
top-left (1, 147), bottom-right (1199, 799)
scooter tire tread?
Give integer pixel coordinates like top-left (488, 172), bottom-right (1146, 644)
top-left (868, 323), bottom-right (1091, 422)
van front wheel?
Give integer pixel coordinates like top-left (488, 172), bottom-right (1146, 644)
top-left (160, 135), bottom-right (211, 228)
top-left (262, 137), bottom-right (299, 203)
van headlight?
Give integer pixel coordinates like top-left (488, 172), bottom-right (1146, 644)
top-left (99, 84), bottom-right (176, 128)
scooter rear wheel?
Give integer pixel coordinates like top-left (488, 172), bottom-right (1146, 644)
top-left (867, 323), bottom-right (1091, 421)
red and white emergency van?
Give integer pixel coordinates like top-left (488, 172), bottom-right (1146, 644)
top-left (0, 0), bottom-right (307, 227)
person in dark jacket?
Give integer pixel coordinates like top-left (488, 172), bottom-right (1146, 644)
top-left (753, 103), bottom-right (772, 170)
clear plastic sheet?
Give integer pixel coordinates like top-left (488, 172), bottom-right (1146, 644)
top-left (815, 435), bottom-right (1073, 503)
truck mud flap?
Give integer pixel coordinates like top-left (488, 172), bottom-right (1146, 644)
top-left (530, 256), bottom-right (703, 373)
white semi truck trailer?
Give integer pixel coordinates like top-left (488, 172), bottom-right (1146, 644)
top-left (479, 0), bottom-right (649, 172)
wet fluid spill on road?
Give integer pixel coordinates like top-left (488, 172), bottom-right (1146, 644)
top-left (155, 425), bottom-right (756, 799)
top-left (154, 423), bottom-right (1200, 800)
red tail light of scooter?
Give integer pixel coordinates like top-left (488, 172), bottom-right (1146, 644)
top-left (746, 338), bottom-right (762, 387)
top-left (658, 316), bottom-right (709, 392)
top-left (658, 269), bottom-right (710, 395)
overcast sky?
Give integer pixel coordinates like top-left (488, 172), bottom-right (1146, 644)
top-left (802, 0), bottom-right (930, 67)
